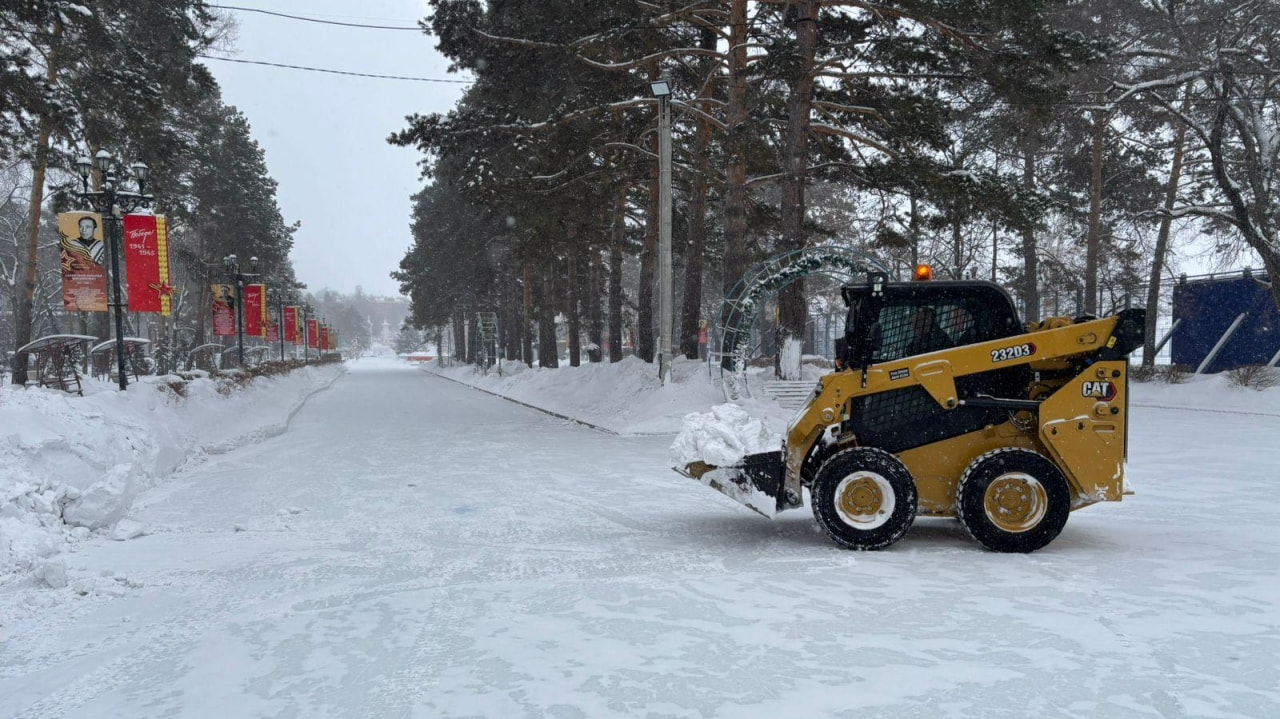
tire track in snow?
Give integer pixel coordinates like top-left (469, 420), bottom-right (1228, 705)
top-left (1131, 402), bottom-right (1280, 418)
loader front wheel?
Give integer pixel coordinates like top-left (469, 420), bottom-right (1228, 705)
top-left (811, 448), bottom-right (917, 551)
top-left (956, 449), bottom-right (1071, 553)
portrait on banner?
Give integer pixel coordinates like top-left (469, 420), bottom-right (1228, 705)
top-left (58, 212), bottom-right (109, 312)
top-left (212, 284), bottom-right (237, 336)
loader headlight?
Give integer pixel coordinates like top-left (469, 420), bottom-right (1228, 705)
top-left (814, 379), bottom-right (824, 397)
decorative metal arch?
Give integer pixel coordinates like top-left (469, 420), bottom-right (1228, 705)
top-left (709, 246), bottom-right (894, 400)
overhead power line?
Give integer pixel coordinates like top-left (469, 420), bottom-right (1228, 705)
top-left (212, 4), bottom-right (423, 31)
top-left (198, 55), bottom-right (473, 84)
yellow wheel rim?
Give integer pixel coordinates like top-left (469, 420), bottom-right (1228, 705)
top-left (983, 472), bottom-right (1048, 534)
top-left (834, 472), bottom-right (895, 530)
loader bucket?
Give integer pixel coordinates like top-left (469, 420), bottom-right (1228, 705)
top-left (676, 451), bottom-right (785, 518)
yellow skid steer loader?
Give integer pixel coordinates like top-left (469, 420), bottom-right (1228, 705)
top-left (681, 270), bottom-right (1145, 553)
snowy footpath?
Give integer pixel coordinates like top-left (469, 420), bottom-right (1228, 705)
top-left (0, 358), bottom-right (1277, 718)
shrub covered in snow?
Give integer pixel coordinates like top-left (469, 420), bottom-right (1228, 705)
top-left (1156, 364), bottom-right (1192, 384)
top-left (1225, 364), bottom-right (1279, 391)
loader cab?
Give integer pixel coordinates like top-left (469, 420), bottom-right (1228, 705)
top-left (839, 279), bottom-right (1022, 368)
top-left (835, 277), bottom-right (1030, 456)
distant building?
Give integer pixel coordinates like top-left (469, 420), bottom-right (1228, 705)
top-left (358, 297), bottom-right (410, 342)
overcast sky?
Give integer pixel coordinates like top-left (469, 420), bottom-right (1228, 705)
top-left (200, 1), bottom-right (465, 298)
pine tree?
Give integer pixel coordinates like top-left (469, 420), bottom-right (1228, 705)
top-left (4, 0), bottom-right (219, 383)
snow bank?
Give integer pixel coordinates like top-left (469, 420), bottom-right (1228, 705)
top-left (432, 356), bottom-right (726, 434)
top-left (0, 364), bottom-right (344, 585)
top-left (670, 403), bottom-right (781, 468)
top-left (429, 354), bottom-right (817, 436)
top-left (1130, 372), bottom-right (1280, 414)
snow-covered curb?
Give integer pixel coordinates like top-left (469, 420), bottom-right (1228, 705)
top-left (0, 363), bottom-right (346, 586)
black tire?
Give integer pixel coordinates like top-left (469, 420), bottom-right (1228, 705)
top-left (810, 447), bottom-right (917, 551)
top-left (955, 448), bottom-right (1072, 553)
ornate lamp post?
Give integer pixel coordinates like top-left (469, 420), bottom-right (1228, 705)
top-left (301, 302), bottom-right (313, 365)
top-left (222, 254), bottom-right (258, 368)
top-left (74, 151), bottom-right (153, 391)
top-left (267, 287), bottom-right (286, 362)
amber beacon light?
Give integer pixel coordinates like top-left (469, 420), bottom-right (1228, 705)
top-left (913, 264), bottom-right (934, 281)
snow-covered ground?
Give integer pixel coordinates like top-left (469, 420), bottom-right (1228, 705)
top-left (0, 358), bottom-right (1277, 717)
top-left (0, 365), bottom-right (345, 590)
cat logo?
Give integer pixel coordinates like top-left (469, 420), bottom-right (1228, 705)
top-left (1082, 381), bottom-right (1118, 401)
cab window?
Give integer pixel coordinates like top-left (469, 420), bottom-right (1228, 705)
top-left (876, 297), bottom-right (1013, 362)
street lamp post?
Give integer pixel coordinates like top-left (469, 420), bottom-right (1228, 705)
top-left (651, 78), bottom-right (674, 386)
top-left (222, 254), bottom-right (258, 368)
top-left (278, 299), bottom-right (287, 361)
top-left (75, 152), bottom-right (153, 391)
top-left (301, 303), bottom-right (312, 365)
top-left (267, 288), bottom-right (286, 362)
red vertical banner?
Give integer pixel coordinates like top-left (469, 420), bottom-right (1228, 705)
top-left (283, 306), bottom-right (298, 343)
top-left (266, 322), bottom-right (280, 343)
top-left (318, 325), bottom-right (330, 352)
top-left (243, 284), bottom-right (265, 337)
top-left (307, 319), bottom-right (319, 349)
top-left (212, 284), bottom-right (236, 336)
top-left (123, 214), bottom-right (173, 315)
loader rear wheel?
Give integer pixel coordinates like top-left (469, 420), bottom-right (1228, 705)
top-left (811, 448), bottom-right (917, 551)
top-left (956, 449), bottom-right (1071, 553)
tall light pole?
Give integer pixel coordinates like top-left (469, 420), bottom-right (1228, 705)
top-left (651, 78), bottom-right (674, 386)
top-left (75, 152), bottom-right (152, 391)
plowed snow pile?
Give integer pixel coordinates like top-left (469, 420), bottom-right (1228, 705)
top-left (670, 403), bottom-right (781, 467)
top-left (0, 366), bottom-right (343, 586)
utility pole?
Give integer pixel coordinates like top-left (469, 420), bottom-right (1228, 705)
top-left (652, 78), bottom-right (674, 385)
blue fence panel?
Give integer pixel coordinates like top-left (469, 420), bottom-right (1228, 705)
top-left (1172, 275), bottom-right (1280, 372)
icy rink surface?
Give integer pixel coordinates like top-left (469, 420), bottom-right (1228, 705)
top-left (1, 358), bottom-right (1277, 718)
